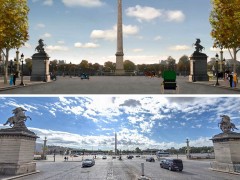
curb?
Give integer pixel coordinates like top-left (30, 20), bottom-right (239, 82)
top-left (1, 170), bottom-right (40, 180)
top-left (189, 82), bottom-right (240, 92)
top-left (0, 81), bottom-right (52, 92)
top-left (209, 168), bottom-right (240, 175)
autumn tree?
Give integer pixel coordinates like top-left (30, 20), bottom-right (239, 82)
top-left (124, 60), bottom-right (135, 71)
top-left (0, 0), bottom-right (29, 84)
top-left (104, 61), bottom-right (115, 71)
top-left (177, 55), bottom-right (190, 75)
top-left (209, 0), bottom-right (240, 73)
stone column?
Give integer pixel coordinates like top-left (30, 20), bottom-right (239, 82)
top-left (0, 128), bottom-right (39, 175)
top-left (210, 132), bottom-right (240, 173)
top-left (30, 52), bottom-right (50, 82)
top-left (189, 52), bottom-right (209, 82)
top-left (115, 0), bottom-right (125, 75)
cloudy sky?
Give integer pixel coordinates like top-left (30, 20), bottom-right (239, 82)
top-left (0, 96), bottom-right (239, 150)
top-left (8, 0), bottom-right (238, 65)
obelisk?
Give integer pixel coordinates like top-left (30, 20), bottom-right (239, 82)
top-left (115, 132), bottom-right (117, 155)
top-left (115, 0), bottom-right (125, 75)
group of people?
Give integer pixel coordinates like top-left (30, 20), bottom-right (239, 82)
top-left (226, 72), bottom-right (238, 88)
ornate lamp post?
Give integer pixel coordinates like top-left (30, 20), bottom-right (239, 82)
top-left (20, 53), bottom-right (24, 86)
top-left (215, 53), bottom-right (220, 86)
top-left (222, 58), bottom-right (226, 80)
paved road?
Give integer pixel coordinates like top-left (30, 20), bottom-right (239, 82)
top-left (3, 155), bottom-right (238, 180)
top-left (0, 76), bottom-right (239, 94)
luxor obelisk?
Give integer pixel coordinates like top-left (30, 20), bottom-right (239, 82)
top-left (115, 0), bottom-right (125, 75)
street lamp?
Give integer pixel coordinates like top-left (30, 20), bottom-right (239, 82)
top-left (20, 53), bottom-right (24, 86)
top-left (215, 53), bottom-right (220, 86)
top-left (222, 58), bottom-right (226, 80)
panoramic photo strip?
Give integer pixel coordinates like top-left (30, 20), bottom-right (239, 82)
top-left (0, 96), bottom-right (240, 179)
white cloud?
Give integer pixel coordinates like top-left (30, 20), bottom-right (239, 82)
top-left (165, 10), bottom-right (185, 22)
top-left (126, 5), bottom-right (161, 22)
top-left (154, 36), bottom-right (162, 41)
top-left (43, 0), bottom-right (53, 6)
top-left (42, 33), bottom-right (52, 38)
top-left (36, 23), bottom-right (46, 28)
top-left (62, 0), bottom-right (103, 8)
top-left (126, 5), bottom-right (185, 23)
top-left (169, 45), bottom-right (191, 51)
top-left (74, 42), bottom-right (99, 48)
top-left (57, 41), bottom-right (65, 44)
top-left (133, 48), bottom-right (143, 53)
top-left (90, 24), bottom-right (139, 41)
top-left (46, 45), bottom-right (69, 51)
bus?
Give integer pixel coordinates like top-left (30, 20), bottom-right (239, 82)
top-left (156, 151), bottom-right (170, 157)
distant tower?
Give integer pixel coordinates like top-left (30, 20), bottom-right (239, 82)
top-left (115, 132), bottom-right (117, 155)
top-left (115, 0), bottom-right (124, 75)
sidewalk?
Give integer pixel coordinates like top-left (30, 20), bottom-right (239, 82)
top-left (191, 78), bottom-right (240, 92)
top-left (0, 76), bottom-right (49, 91)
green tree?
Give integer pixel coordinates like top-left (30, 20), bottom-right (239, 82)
top-left (124, 60), bottom-right (135, 71)
top-left (166, 56), bottom-right (176, 70)
top-left (0, 0), bottom-right (29, 84)
top-left (135, 147), bottom-right (142, 154)
top-left (209, 0), bottom-right (240, 73)
top-left (104, 61), bottom-right (115, 72)
top-left (177, 55), bottom-right (190, 75)
top-left (25, 58), bottom-right (32, 75)
top-left (79, 60), bottom-right (89, 70)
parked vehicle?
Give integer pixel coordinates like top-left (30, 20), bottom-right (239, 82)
top-left (80, 73), bottom-right (89, 80)
top-left (112, 156), bottom-right (116, 159)
top-left (160, 159), bottom-right (183, 171)
top-left (146, 157), bottom-right (155, 162)
top-left (127, 155), bottom-right (134, 159)
top-left (102, 156), bottom-right (107, 159)
top-left (136, 155), bottom-right (141, 157)
top-left (82, 159), bottom-right (95, 167)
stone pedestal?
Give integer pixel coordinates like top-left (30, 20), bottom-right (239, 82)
top-left (0, 128), bottom-right (38, 175)
top-left (189, 52), bottom-right (209, 82)
top-left (30, 52), bottom-right (50, 82)
top-left (210, 132), bottom-right (240, 173)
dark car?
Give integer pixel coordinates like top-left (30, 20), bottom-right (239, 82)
top-left (127, 155), bottom-right (134, 159)
top-left (146, 157), bottom-right (155, 162)
top-left (82, 159), bottom-right (95, 167)
top-left (102, 156), bottom-right (107, 159)
top-left (136, 155), bottom-right (141, 158)
top-left (160, 159), bottom-right (183, 171)
top-left (80, 73), bottom-right (89, 80)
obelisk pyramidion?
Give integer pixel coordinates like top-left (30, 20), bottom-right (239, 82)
top-left (115, 0), bottom-right (125, 75)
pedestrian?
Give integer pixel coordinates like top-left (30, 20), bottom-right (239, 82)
top-left (64, 156), bottom-right (66, 161)
top-left (229, 73), bottom-right (233, 87)
top-left (233, 73), bottom-right (238, 87)
top-left (66, 157), bottom-right (68, 161)
top-left (13, 72), bottom-right (17, 85)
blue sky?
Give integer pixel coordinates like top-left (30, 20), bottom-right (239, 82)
top-left (8, 0), bottom-right (239, 65)
top-left (0, 96), bottom-right (240, 150)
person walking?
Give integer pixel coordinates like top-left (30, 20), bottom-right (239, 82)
top-left (233, 73), bottom-right (238, 87)
top-left (229, 73), bottom-right (233, 87)
top-left (13, 72), bottom-right (17, 85)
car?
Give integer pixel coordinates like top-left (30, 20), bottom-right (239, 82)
top-left (82, 159), bottom-right (95, 167)
top-left (102, 156), bottom-right (107, 159)
top-left (136, 155), bottom-right (141, 157)
top-left (112, 156), bottom-right (116, 159)
top-left (146, 157), bottom-right (155, 162)
top-left (80, 73), bottom-right (89, 80)
top-left (160, 159), bottom-right (183, 171)
top-left (127, 155), bottom-right (134, 159)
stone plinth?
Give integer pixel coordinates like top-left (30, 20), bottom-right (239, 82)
top-left (0, 128), bottom-right (38, 175)
top-left (30, 52), bottom-right (50, 82)
top-left (189, 52), bottom-right (209, 82)
top-left (210, 132), bottom-right (240, 173)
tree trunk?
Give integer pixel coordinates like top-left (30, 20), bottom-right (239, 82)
top-left (4, 49), bottom-right (9, 84)
top-left (233, 48), bottom-right (237, 74)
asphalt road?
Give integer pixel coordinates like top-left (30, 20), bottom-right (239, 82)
top-left (5, 155), bottom-right (238, 180)
top-left (0, 76), bottom-right (239, 94)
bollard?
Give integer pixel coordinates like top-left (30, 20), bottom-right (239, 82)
top-left (141, 163), bottom-right (144, 176)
